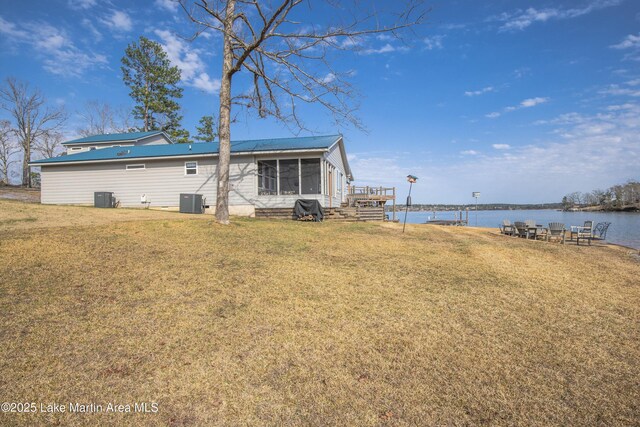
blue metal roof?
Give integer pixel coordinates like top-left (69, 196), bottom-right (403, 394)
top-left (31, 135), bottom-right (342, 165)
top-left (62, 131), bottom-right (165, 145)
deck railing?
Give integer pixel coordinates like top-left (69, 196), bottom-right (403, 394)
top-left (346, 186), bottom-right (397, 220)
top-left (347, 185), bottom-right (396, 198)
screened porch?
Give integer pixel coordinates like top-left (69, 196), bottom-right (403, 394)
top-left (256, 157), bottom-right (346, 205)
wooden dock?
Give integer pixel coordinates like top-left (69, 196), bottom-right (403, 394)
top-left (425, 219), bottom-right (467, 226)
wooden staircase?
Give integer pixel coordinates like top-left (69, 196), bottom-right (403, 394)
top-left (255, 206), bottom-right (386, 222)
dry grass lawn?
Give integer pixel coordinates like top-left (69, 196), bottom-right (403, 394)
top-left (0, 199), bottom-right (638, 426)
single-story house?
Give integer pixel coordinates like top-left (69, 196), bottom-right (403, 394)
top-left (29, 131), bottom-right (353, 216)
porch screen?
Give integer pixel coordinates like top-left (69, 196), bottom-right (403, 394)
top-left (301, 159), bottom-right (321, 194)
top-left (279, 159), bottom-right (299, 195)
top-left (258, 160), bottom-right (277, 195)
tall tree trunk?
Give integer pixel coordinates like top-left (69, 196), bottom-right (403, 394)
top-left (23, 136), bottom-right (30, 187)
top-left (215, 0), bottom-right (235, 224)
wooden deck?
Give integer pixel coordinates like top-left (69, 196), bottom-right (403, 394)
top-left (255, 206), bottom-right (387, 222)
top-left (254, 185), bottom-right (397, 222)
top-left (346, 185), bottom-right (397, 221)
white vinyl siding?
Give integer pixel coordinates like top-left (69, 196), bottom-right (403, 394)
top-left (324, 142), bottom-right (348, 206)
top-left (39, 144), bottom-right (351, 213)
top-left (40, 158), bottom-right (217, 207)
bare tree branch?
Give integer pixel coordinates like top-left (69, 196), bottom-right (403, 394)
top-left (0, 78), bottom-right (66, 187)
top-left (178, 0), bottom-right (426, 223)
top-left (0, 120), bottom-right (20, 185)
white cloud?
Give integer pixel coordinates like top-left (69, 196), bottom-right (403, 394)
top-left (423, 35), bottom-right (444, 50)
top-left (361, 43), bottom-right (396, 55)
top-left (154, 29), bottom-right (221, 94)
top-left (610, 33), bottom-right (640, 61)
top-left (67, 0), bottom-right (97, 9)
top-left (101, 10), bottom-right (133, 32)
top-left (520, 97), bottom-right (549, 108)
top-left (0, 17), bottom-right (107, 77)
top-left (492, 144), bottom-right (511, 150)
top-left (321, 73), bottom-right (336, 84)
top-left (494, 1), bottom-right (623, 32)
top-left (461, 150), bottom-right (478, 155)
top-left (465, 86), bottom-right (494, 97)
top-left (488, 97), bottom-right (549, 118)
top-left (155, 0), bottom-right (179, 12)
top-left (610, 33), bottom-right (640, 50)
top-left (600, 84), bottom-right (640, 97)
top-left (0, 16), bottom-right (28, 38)
top-left (81, 18), bottom-right (102, 42)
top-left (192, 73), bottom-right (221, 94)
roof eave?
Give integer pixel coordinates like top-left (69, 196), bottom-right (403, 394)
top-left (61, 131), bottom-right (167, 146)
top-left (29, 147), bottom-right (329, 166)
top-left (328, 135), bottom-right (354, 181)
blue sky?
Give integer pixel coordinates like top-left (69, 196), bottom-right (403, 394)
top-left (0, 0), bottom-right (639, 203)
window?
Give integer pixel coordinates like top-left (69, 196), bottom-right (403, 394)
top-left (258, 160), bottom-right (277, 195)
top-left (89, 146), bottom-right (97, 151)
top-left (301, 159), bottom-right (321, 194)
top-left (279, 159), bottom-right (299, 195)
top-left (257, 158), bottom-right (323, 196)
top-left (126, 164), bottom-right (145, 170)
top-left (185, 161), bottom-right (198, 175)
top-left (70, 147), bottom-right (82, 151)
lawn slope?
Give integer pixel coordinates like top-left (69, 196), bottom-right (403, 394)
top-left (0, 200), bottom-right (638, 426)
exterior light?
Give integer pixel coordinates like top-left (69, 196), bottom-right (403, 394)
top-left (403, 175), bottom-right (418, 233)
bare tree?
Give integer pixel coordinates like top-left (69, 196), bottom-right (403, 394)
top-left (0, 78), bottom-right (66, 187)
top-left (34, 131), bottom-right (64, 159)
top-left (0, 120), bottom-right (19, 185)
top-left (77, 101), bottom-right (135, 137)
top-left (180, 0), bottom-right (425, 223)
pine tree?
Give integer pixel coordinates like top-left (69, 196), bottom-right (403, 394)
top-left (121, 36), bottom-right (188, 141)
top-left (194, 115), bottom-right (216, 142)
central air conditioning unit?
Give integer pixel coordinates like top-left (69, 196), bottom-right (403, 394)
top-left (94, 192), bottom-right (116, 208)
top-left (179, 193), bottom-right (205, 214)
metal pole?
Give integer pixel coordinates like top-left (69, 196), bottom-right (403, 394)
top-left (475, 196), bottom-right (478, 226)
top-left (402, 182), bottom-right (413, 233)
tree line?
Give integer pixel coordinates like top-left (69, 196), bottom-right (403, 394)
top-left (562, 180), bottom-right (640, 211)
top-left (0, 36), bottom-right (217, 187)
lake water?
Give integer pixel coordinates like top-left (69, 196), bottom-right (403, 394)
top-left (399, 209), bottom-right (640, 249)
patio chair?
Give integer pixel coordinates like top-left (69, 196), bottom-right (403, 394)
top-left (570, 220), bottom-right (593, 241)
top-left (546, 222), bottom-right (566, 244)
top-left (576, 220), bottom-right (594, 246)
top-left (593, 222), bottom-right (611, 240)
top-left (524, 220), bottom-right (540, 239)
top-left (514, 221), bottom-right (528, 238)
top-left (500, 220), bottom-right (516, 236)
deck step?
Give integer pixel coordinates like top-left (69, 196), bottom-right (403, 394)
top-left (255, 205), bottom-right (387, 221)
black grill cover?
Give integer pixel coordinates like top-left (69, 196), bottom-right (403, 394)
top-left (294, 199), bottom-right (324, 222)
